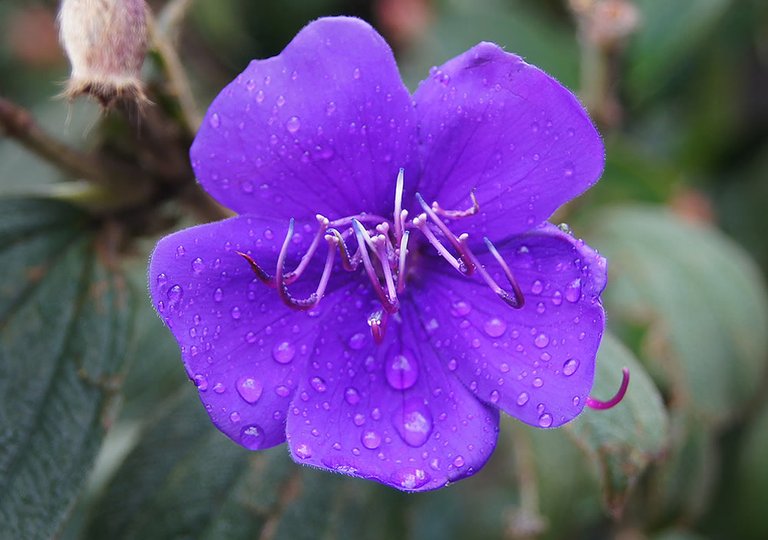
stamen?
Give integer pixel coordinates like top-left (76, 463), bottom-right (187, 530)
top-left (415, 192), bottom-right (474, 275)
top-left (433, 189), bottom-right (479, 219)
top-left (463, 239), bottom-right (525, 309)
top-left (393, 168), bottom-right (405, 243)
top-left (413, 214), bottom-right (466, 274)
top-left (283, 214), bottom-right (329, 284)
top-left (368, 309), bottom-right (389, 344)
top-left (373, 235), bottom-right (398, 304)
top-left (236, 251), bottom-right (274, 286)
top-left (327, 228), bottom-right (358, 271)
top-left (586, 368), bottom-right (630, 410)
top-left (352, 219), bottom-right (398, 312)
top-left (275, 218), bottom-right (336, 311)
top-left (483, 237), bottom-right (525, 308)
top-left (397, 230), bottom-right (410, 293)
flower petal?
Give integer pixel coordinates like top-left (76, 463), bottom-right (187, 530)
top-left (413, 43), bottom-right (604, 237)
top-left (191, 17), bottom-right (418, 220)
top-left (410, 223), bottom-right (606, 428)
top-left (285, 288), bottom-right (499, 491)
top-left (149, 215), bottom-right (348, 450)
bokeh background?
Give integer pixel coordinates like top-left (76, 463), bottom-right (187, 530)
top-left (1, 1), bottom-right (767, 539)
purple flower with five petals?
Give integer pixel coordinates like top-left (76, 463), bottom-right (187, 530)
top-left (149, 16), bottom-right (622, 491)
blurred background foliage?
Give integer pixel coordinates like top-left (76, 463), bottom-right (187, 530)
top-left (1, 0), bottom-right (767, 539)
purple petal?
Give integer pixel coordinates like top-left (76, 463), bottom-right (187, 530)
top-left (285, 289), bottom-right (499, 492)
top-left (148, 215), bottom-right (348, 450)
top-left (410, 223), bottom-right (607, 428)
top-left (191, 17), bottom-right (418, 220)
top-left (413, 43), bottom-right (604, 237)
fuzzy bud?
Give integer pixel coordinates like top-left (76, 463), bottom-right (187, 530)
top-left (58, 0), bottom-right (149, 106)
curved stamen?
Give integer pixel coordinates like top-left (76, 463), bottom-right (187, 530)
top-left (275, 218), bottom-right (336, 311)
top-left (283, 214), bottom-right (329, 284)
top-left (373, 235), bottom-right (398, 304)
top-left (586, 368), bottom-right (630, 410)
top-left (462, 238), bottom-right (525, 309)
top-left (415, 192), bottom-right (475, 275)
top-left (393, 168), bottom-right (405, 243)
top-left (236, 251), bottom-right (275, 286)
top-left (352, 219), bottom-right (398, 313)
top-left (413, 214), bottom-right (466, 274)
top-left (483, 237), bottom-right (525, 308)
top-left (327, 228), bottom-right (358, 271)
top-left (433, 189), bottom-right (479, 219)
top-left (368, 309), bottom-right (389, 344)
top-left (397, 230), bottom-right (410, 294)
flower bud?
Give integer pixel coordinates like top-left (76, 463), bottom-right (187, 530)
top-left (58, 0), bottom-right (149, 106)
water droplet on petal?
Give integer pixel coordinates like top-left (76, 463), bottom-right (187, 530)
top-left (385, 349), bottom-right (419, 390)
top-left (167, 285), bottom-right (183, 305)
top-left (352, 67), bottom-right (361, 79)
top-left (191, 257), bottom-right (204, 274)
top-left (517, 392), bottom-right (529, 406)
top-left (272, 341), bottom-right (296, 364)
top-left (348, 332), bottom-right (366, 350)
top-left (392, 467), bottom-right (430, 490)
top-left (453, 455), bottom-right (465, 468)
top-left (534, 333), bottom-right (550, 348)
top-left (345, 387), bottom-right (360, 405)
top-left (236, 376), bottom-right (263, 403)
top-left (565, 279), bottom-right (582, 302)
top-left (451, 300), bottom-right (471, 316)
top-left (362, 430), bottom-right (381, 449)
top-left (230, 306), bottom-right (241, 320)
top-left (531, 280), bottom-right (543, 294)
top-left (295, 443), bottom-right (312, 459)
top-left (156, 273), bottom-right (168, 286)
top-left (240, 424), bottom-right (265, 449)
top-left (532, 377), bottom-right (544, 388)
top-left (209, 113), bottom-right (220, 128)
top-left (193, 374), bottom-right (208, 391)
top-left (483, 318), bottom-right (506, 338)
top-left (447, 358), bottom-right (457, 371)
top-left (538, 413), bottom-right (553, 428)
top-left (310, 376), bottom-right (327, 393)
top-left (563, 358), bottom-right (579, 376)
top-left (286, 116), bottom-right (301, 133)
top-left (395, 399), bottom-right (433, 447)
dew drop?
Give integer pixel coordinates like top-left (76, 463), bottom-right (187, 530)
top-left (275, 385), bottom-right (291, 397)
top-left (451, 300), bottom-right (471, 316)
top-left (272, 341), bottom-right (296, 364)
top-left (286, 116), bottom-right (301, 133)
top-left (490, 390), bottom-right (500, 403)
top-left (295, 443), bottom-right (312, 459)
top-left (483, 318), bottom-right (507, 338)
top-left (395, 399), bottom-right (433, 447)
top-left (453, 455), bottom-right (465, 468)
top-left (565, 279), bottom-right (582, 303)
top-left (353, 67), bottom-right (361, 79)
top-left (209, 113), bottom-right (220, 128)
top-left (552, 291), bottom-right (563, 306)
top-left (538, 413), bottom-right (553, 428)
top-left (236, 376), bottom-right (263, 403)
top-left (213, 288), bottom-right (223, 302)
top-left (353, 413), bottom-right (365, 426)
top-left (156, 273), bottom-right (168, 286)
top-left (255, 89), bottom-right (265, 103)
top-left (517, 392), bottom-right (529, 406)
top-left (344, 387), bottom-right (360, 405)
top-left (310, 376), bottom-right (327, 393)
top-left (240, 424), bottom-right (265, 449)
top-left (230, 306), bottom-right (241, 320)
top-left (167, 285), bottom-right (183, 303)
top-left (348, 332), bottom-right (366, 351)
top-left (563, 161), bottom-right (575, 177)
top-left (362, 430), bottom-right (381, 449)
top-left (385, 350), bottom-right (419, 390)
top-left (191, 257), bottom-right (204, 274)
top-left (534, 333), bottom-right (550, 349)
top-left (326, 101), bottom-right (336, 115)
top-left (392, 467), bottom-right (429, 490)
top-left (276, 95), bottom-right (285, 107)
top-left (563, 358), bottom-right (580, 376)
top-left (531, 280), bottom-right (544, 294)
top-left (193, 373), bottom-right (208, 391)
top-left (230, 411), bottom-right (241, 423)
top-left (447, 358), bottom-right (458, 371)
top-left (532, 377), bottom-right (544, 388)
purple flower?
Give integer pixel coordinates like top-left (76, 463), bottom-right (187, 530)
top-left (149, 16), bottom-right (619, 491)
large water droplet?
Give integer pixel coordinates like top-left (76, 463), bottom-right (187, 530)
top-left (236, 376), bottom-right (263, 403)
top-left (240, 424), bottom-right (265, 449)
top-left (483, 318), bottom-right (507, 338)
top-left (565, 279), bottom-right (582, 303)
top-left (538, 413), bottom-right (553, 428)
top-left (294, 443), bottom-right (312, 459)
top-left (563, 358), bottom-right (579, 376)
top-left (272, 341), bottom-right (296, 363)
top-left (534, 333), bottom-right (550, 349)
top-left (167, 285), bottom-right (183, 303)
top-left (395, 399), bottom-right (433, 447)
top-left (361, 430), bottom-right (381, 449)
top-left (392, 467), bottom-right (429, 490)
top-left (385, 350), bottom-right (419, 390)
top-left (286, 116), bottom-right (301, 133)
top-left (348, 332), bottom-right (366, 351)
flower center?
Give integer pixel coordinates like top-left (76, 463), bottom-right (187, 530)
top-left (237, 169), bottom-right (525, 344)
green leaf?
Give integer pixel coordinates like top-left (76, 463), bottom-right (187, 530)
top-left (565, 333), bottom-right (669, 516)
top-left (626, 0), bottom-right (733, 103)
top-left (588, 205), bottom-right (768, 425)
top-left (84, 387), bottom-right (408, 540)
top-left (0, 198), bottom-right (135, 539)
